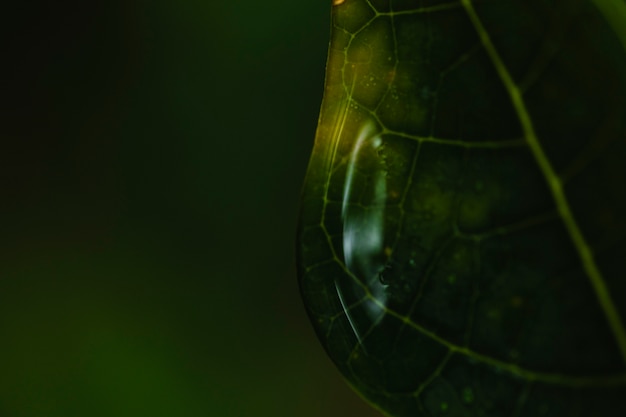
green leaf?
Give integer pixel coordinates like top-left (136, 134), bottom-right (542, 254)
top-left (297, 0), bottom-right (626, 416)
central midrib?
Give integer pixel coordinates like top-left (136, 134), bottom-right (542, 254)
top-left (461, 0), bottom-right (626, 366)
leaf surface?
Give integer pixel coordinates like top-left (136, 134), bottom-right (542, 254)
top-left (297, 0), bottom-right (626, 416)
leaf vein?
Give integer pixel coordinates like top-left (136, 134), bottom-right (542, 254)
top-left (461, 0), bottom-right (626, 366)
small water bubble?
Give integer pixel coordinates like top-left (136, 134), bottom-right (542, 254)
top-left (378, 264), bottom-right (393, 285)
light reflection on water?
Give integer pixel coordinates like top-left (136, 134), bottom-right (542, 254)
top-left (336, 120), bottom-right (388, 347)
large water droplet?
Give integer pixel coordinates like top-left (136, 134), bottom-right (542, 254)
top-left (338, 120), bottom-right (389, 342)
top-left (296, 82), bottom-right (434, 345)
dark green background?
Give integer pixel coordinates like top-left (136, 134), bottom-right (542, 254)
top-left (3, 1), bottom-right (381, 416)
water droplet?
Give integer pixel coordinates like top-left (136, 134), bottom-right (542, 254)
top-left (299, 119), bottom-right (392, 347)
top-left (378, 264), bottom-right (392, 285)
top-left (297, 94), bottom-right (433, 351)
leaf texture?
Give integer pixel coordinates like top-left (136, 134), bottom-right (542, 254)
top-left (297, 0), bottom-right (626, 416)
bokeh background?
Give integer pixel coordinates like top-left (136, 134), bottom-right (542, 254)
top-left (3, 1), bottom-right (382, 416)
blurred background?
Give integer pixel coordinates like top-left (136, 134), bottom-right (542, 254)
top-left (2, 1), bottom-right (382, 416)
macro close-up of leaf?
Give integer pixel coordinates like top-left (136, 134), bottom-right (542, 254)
top-left (297, 0), bottom-right (626, 416)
